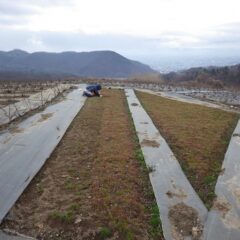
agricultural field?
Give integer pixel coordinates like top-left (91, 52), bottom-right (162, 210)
top-left (136, 91), bottom-right (239, 208)
top-left (182, 90), bottom-right (240, 108)
top-left (0, 80), bottom-right (71, 126)
top-left (79, 77), bottom-right (240, 111)
top-left (0, 85), bottom-right (239, 240)
top-left (0, 81), bottom-right (58, 107)
top-left (1, 89), bottom-right (163, 240)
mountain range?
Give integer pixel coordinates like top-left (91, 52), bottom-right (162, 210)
top-left (0, 49), bottom-right (155, 78)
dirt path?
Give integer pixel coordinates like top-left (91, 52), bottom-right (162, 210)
top-left (1, 89), bottom-right (162, 240)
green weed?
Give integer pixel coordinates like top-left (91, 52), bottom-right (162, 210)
top-left (99, 227), bottom-right (112, 239)
top-left (49, 210), bottom-right (74, 223)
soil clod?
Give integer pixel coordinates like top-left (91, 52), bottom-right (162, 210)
top-left (168, 202), bottom-right (203, 239)
top-left (38, 113), bottom-right (53, 122)
top-left (219, 168), bottom-right (225, 175)
top-left (141, 139), bottom-right (160, 148)
top-left (166, 189), bottom-right (187, 199)
top-left (233, 133), bottom-right (240, 137)
top-left (213, 198), bottom-right (231, 217)
top-left (131, 103), bottom-right (138, 106)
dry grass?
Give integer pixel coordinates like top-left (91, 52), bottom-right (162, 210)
top-left (2, 89), bottom-right (163, 239)
top-left (136, 91), bottom-right (239, 208)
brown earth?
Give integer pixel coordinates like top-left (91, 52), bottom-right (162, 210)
top-left (38, 113), bottom-right (54, 122)
top-left (168, 203), bottom-right (203, 240)
top-left (141, 139), bottom-right (160, 148)
top-left (1, 89), bottom-right (163, 240)
top-left (212, 198), bottom-right (231, 218)
top-left (136, 91), bottom-right (239, 208)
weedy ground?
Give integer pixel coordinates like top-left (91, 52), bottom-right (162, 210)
top-left (136, 90), bottom-right (239, 209)
top-left (1, 89), bottom-right (163, 240)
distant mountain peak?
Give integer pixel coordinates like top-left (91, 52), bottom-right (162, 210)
top-left (7, 49), bottom-right (29, 56)
top-left (0, 49), bottom-right (156, 78)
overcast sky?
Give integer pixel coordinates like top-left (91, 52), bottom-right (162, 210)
top-left (0, 0), bottom-right (240, 61)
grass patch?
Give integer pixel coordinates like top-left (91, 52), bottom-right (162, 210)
top-left (150, 203), bottom-right (162, 237)
top-left (99, 227), bottom-right (112, 239)
top-left (64, 179), bottom-right (74, 190)
top-left (69, 203), bottom-right (80, 211)
top-left (49, 210), bottom-right (74, 224)
top-left (36, 183), bottom-right (44, 194)
top-left (115, 221), bottom-right (134, 240)
top-left (136, 90), bottom-right (239, 207)
top-left (203, 175), bottom-right (217, 185)
top-left (135, 148), bottom-right (145, 167)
